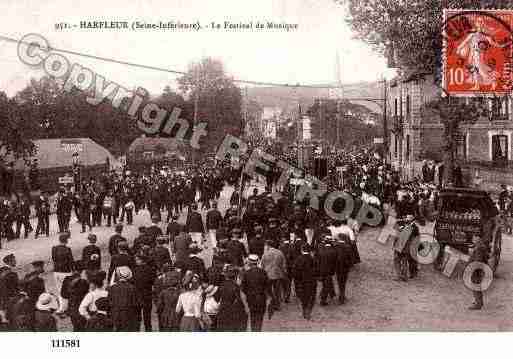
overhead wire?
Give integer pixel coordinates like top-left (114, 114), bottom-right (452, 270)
top-left (0, 34), bottom-right (341, 89)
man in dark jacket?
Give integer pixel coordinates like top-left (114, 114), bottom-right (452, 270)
top-left (334, 234), bottom-right (353, 305)
top-left (34, 193), bottom-right (50, 238)
top-left (108, 266), bottom-right (139, 331)
top-left (145, 216), bottom-right (163, 248)
top-left (108, 240), bottom-right (135, 283)
top-left (185, 203), bottom-right (204, 246)
top-left (82, 234), bottom-right (101, 273)
top-left (0, 254), bottom-right (19, 319)
top-left (52, 233), bottom-right (74, 314)
top-left (79, 191), bottom-right (92, 233)
top-left (172, 232), bottom-right (191, 270)
top-left (61, 260), bottom-right (89, 331)
top-left (206, 201), bottom-right (223, 248)
top-left (151, 236), bottom-right (172, 273)
top-left (133, 255), bottom-right (156, 331)
top-left (317, 236), bottom-right (337, 306)
top-left (183, 245), bottom-right (206, 281)
top-left (293, 243), bottom-right (317, 320)
top-left (108, 224), bottom-right (126, 257)
top-left (241, 254), bottom-right (271, 331)
top-left (15, 198), bottom-right (32, 239)
top-left (22, 260), bottom-right (46, 311)
top-left (166, 214), bottom-right (183, 245)
top-left (225, 229), bottom-right (247, 268)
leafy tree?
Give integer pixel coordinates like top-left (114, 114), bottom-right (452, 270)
top-left (14, 76), bottom-right (140, 156)
top-left (177, 57), bottom-right (243, 153)
top-left (0, 91), bottom-right (36, 163)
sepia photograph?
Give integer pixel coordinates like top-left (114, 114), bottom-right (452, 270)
top-left (0, 0), bottom-right (512, 356)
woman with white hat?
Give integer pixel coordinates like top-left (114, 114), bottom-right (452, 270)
top-left (33, 293), bottom-right (58, 331)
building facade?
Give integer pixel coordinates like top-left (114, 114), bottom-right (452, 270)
top-left (386, 72), bottom-right (513, 192)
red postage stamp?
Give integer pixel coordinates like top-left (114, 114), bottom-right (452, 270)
top-left (443, 9), bottom-right (513, 96)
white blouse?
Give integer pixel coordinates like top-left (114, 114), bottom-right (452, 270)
top-left (79, 288), bottom-right (108, 318)
top-left (176, 291), bottom-right (202, 318)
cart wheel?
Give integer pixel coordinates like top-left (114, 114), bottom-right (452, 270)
top-left (488, 229), bottom-right (502, 276)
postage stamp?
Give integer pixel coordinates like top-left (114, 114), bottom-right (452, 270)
top-left (443, 9), bottom-right (513, 96)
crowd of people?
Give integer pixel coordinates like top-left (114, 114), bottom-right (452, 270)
top-left (0, 143), bottom-right (503, 331)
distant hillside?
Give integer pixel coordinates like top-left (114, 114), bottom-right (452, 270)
top-left (246, 82), bottom-right (383, 114)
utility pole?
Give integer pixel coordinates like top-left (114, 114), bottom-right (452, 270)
top-left (192, 66), bottom-right (200, 167)
top-left (383, 78), bottom-right (388, 165)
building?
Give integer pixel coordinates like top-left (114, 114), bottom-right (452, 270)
top-left (126, 135), bottom-right (186, 170)
top-left (6, 138), bottom-right (115, 193)
top-left (387, 71), bottom-right (513, 192)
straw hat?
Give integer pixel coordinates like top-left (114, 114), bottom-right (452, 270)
top-left (115, 266), bottom-right (132, 281)
top-left (36, 293), bottom-right (58, 311)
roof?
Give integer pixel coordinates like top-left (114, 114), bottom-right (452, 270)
top-left (13, 138), bottom-right (115, 170)
top-left (127, 136), bottom-right (184, 154)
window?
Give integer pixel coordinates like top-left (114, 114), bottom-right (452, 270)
top-left (406, 95), bottom-right (411, 116)
top-left (394, 135), bottom-right (398, 158)
top-left (406, 134), bottom-right (410, 161)
top-left (394, 98), bottom-right (398, 116)
top-left (456, 132), bottom-right (468, 161)
top-left (491, 134), bottom-right (508, 162)
top-left (490, 97), bottom-right (510, 120)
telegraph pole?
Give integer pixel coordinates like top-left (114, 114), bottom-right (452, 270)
top-left (383, 78), bottom-right (388, 165)
top-left (191, 67), bottom-right (199, 166)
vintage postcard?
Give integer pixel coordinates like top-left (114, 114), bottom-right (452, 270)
top-left (0, 1), bottom-right (511, 358)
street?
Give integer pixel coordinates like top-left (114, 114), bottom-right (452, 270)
top-left (2, 183), bottom-right (512, 331)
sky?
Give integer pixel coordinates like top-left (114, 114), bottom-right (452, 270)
top-left (0, 0), bottom-right (395, 97)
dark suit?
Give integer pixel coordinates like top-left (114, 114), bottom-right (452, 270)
top-left (241, 267), bottom-right (270, 331)
top-left (186, 211), bottom-right (204, 233)
top-left (334, 241), bottom-right (353, 302)
top-left (225, 239), bottom-right (247, 267)
top-left (0, 267), bottom-right (19, 311)
top-left (317, 244), bottom-right (337, 304)
top-left (133, 264), bottom-right (156, 331)
top-left (293, 253), bottom-right (317, 319)
top-left (172, 234), bottom-right (191, 269)
top-left (51, 245), bottom-right (74, 273)
top-left (151, 245), bottom-right (172, 271)
top-left (108, 281), bottom-right (139, 331)
top-left (206, 209), bottom-right (223, 230)
top-left (82, 244), bottom-right (101, 271)
top-left (216, 280), bottom-right (248, 331)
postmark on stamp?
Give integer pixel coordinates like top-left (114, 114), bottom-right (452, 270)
top-left (443, 9), bottom-right (513, 96)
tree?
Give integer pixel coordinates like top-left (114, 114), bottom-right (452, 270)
top-left (14, 76), bottom-right (140, 156)
top-left (422, 97), bottom-right (487, 183)
top-left (177, 57), bottom-right (243, 153)
top-left (0, 91), bottom-right (36, 163)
